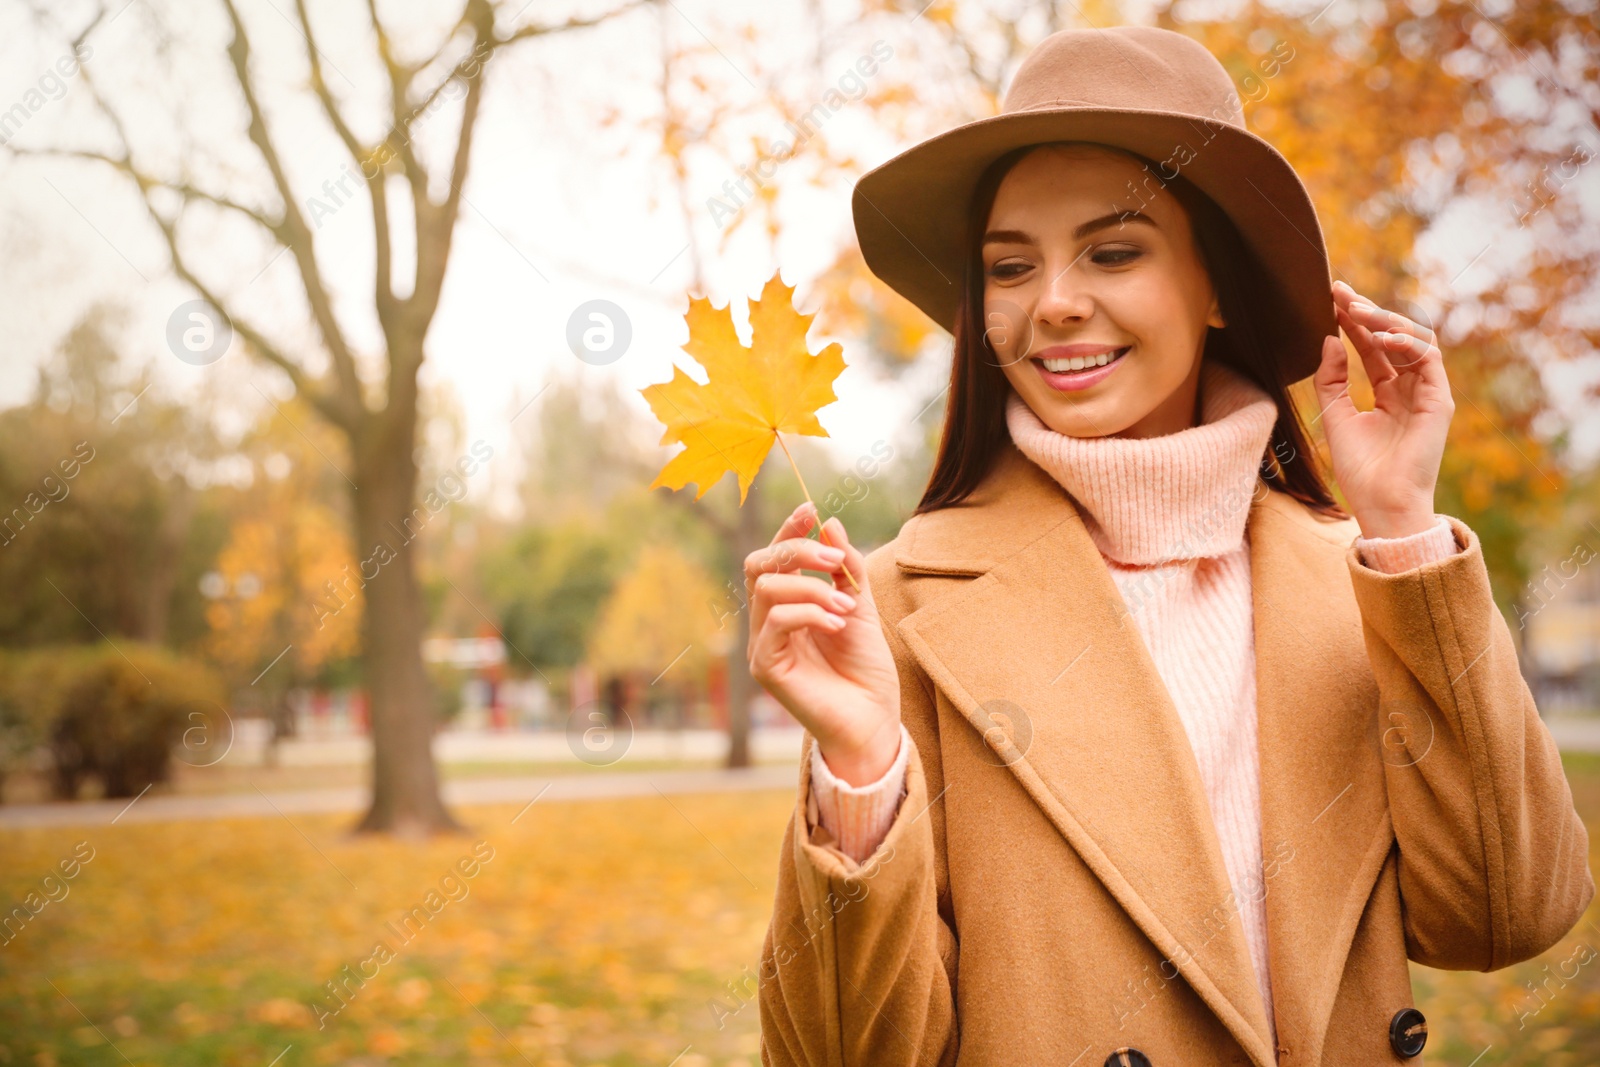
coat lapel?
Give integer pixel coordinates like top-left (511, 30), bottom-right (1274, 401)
top-left (889, 445), bottom-right (1392, 1065)
top-left (1249, 486), bottom-right (1392, 1064)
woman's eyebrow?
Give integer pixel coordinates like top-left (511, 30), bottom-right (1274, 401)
top-left (982, 228), bottom-right (1036, 246)
top-left (983, 211), bottom-right (1158, 247)
top-left (1074, 209), bottom-right (1157, 238)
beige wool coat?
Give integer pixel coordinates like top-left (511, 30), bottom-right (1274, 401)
top-left (757, 444), bottom-right (1594, 1067)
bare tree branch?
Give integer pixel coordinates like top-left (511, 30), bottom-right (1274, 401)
top-left (219, 0), bottom-right (365, 424)
top-left (412, 0), bottom-right (495, 331)
top-left (291, 0), bottom-right (399, 339)
top-left (363, 0), bottom-right (430, 214)
top-left (149, 205), bottom-right (351, 430)
top-left (288, 0), bottom-right (366, 159)
top-left (22, 0), bottom-right (659, 430)
top-left (3, 27), bottom-right (349, 431)
top-left (413, 6), bottom-right (476, 80)
top-left (405, 4), bottom-right (497, 118)
top-left (9, 144), bottom-right (282, 233)
top-left (396, 0), bottom-right (662, 149)
top-left (497, 0), bottom-right (659, 45)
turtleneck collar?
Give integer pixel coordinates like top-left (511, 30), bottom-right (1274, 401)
top-left (1004, 360), bottom-right (1279, 566)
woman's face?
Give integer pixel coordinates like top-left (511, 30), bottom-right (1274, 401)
top-left (983, 143), bottom-right (1225, 439)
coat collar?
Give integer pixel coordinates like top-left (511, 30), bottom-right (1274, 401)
top-left (891, 445), bottom-right (1392, 1066)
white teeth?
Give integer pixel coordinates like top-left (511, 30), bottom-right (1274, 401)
top-left (1041, 348), bottom-right (1125, 373)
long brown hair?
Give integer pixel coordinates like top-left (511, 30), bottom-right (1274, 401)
top-left (913, 143), bottom-right (1346, 520)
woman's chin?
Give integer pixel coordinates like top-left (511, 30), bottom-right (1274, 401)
top-left (1023, 387), bottom-right (1128, 438)
top-left (1038, 407), bottom-right (1127, 439)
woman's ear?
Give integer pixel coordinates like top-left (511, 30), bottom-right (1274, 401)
top-left (1207, 297), bottom-right (1226, 329)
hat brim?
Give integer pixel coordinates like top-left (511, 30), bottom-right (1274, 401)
top-left (851, 108), bottom-right (1334, 385)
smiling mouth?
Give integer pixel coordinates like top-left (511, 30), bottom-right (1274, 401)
top-left (1034, 346), bottom-right (1131, 374)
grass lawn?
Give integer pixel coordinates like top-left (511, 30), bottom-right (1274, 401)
top-left (1, 755), bottom-right (1596, 1066)
top-left (0, 789), bottom-right (789, 1067)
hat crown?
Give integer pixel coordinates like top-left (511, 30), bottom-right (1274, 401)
top-left (849, 23), bottom-right (1334, 384)
top-left (1001, 26), bottom-right (1245, 131)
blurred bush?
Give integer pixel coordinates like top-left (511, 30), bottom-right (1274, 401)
top-left (0, 651), bottom-right (57, 800)
top-left (0, 643), bottom-right (225, 801)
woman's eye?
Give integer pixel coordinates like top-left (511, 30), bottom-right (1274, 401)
top-left (1093, 247), bottom-right (1142, 266)
top-left (986, 260), bottom-right (1030, 279)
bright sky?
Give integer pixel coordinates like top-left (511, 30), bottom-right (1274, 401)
top-left (1, 0), bottom-right (1596, 517)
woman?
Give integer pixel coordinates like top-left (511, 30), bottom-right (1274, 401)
top-left (745, 25), bottom-right (1592, 1067)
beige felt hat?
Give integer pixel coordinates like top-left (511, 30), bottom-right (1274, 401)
top-left (851, 25), bottom-right (1334, 384)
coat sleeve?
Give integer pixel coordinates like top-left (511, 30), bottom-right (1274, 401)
top-left (759, 550), bottom-right (959, 1067)
top-left (810, 723), bottom-right (911, 863)
top-left (1345, 513), bottom-right (1595, 971)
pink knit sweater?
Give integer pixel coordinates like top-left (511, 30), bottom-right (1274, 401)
top-left (808, 359), bottom-right (1463, 1045)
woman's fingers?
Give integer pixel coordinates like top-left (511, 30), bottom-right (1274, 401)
top-left (1311, 333), bottom-right (1355, 437)
top-left (1332, 281), bottom-right (1438, 374)
top-left (744, 534), bottom-right (845, 591)
top-left (752, 572), bottom-right (856, 613)
top-left (1368, 329), bottom-right (1443, 376)
top-left (767, 501), bottom-right (819, 548)
top-left (1338, 288), bottom-right (1438, 347)
top-left (749, 603), bottom-right (847, 681)
top-left (814, 514), bottom-right (871, 597)
top-left (744, 506), bottom-right (847, 635)
top-left (1334, 301), bottom-right (1397, 386)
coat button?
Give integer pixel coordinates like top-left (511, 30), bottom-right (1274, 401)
top-left (1103, 1050), bottom-right (1152, 1067)
top-left (1389, 1007), bottom-right (1428, 1057)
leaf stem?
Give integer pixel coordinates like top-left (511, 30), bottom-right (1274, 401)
top-left (773, 431), bottom-right (862, 594)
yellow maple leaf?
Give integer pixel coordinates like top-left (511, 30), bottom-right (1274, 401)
top-left (643, 271), bottom-right (846, 504)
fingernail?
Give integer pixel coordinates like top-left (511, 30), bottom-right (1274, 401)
top-left (818, 547), bottom-right (845, 565)
top-left (1349, 303), bottom-right (1375, 316)
top-left (825, 613), bottom-right (847, 629)
top-left (831, 591), bottom-right (856, 612)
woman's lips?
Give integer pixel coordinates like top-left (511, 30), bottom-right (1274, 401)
top-left (1031, 346), bottom-right (1130, 392)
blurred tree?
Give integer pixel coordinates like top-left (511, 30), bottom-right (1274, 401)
top-left (202, 397), bottom-right (364, 747)
top-left (0, 304), bottom-right (224, 651)
top-left (1162, 3), bottom-right (1586, 606)
top-left (206, 508), bottom-right (360, 674)
top-left (812, 247), bottom-right (939, 377)
top-left (587, 543), bottom-right (722, 723)
top-left (481, 516), bottom-right (630, 674)
top-left (9, 0), bottom-right (660, 833)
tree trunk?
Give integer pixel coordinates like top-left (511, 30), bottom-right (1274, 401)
top-left (350, 399), bottom-right (462, 836)
top-left (724, 499), bottom-right (765, 769)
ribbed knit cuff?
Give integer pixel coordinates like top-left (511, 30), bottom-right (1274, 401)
top-left (1354, 514), bottom-right (1461, 573)
top-left (809, 724), bottom-right (911, 864)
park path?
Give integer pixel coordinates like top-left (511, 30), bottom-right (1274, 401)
top-left (0, 764), bottom-right (798, 830)
top-left (3, 718), bottom-right (1595, 831)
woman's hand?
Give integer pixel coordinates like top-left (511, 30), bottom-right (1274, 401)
top-left (1312, 280), bottom-right (1456, 539)
top-left (745, 502), bottom-right (902, 786)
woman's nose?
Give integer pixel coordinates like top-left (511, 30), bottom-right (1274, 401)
top-left (1035, 259), bottom-right (1095, 322)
